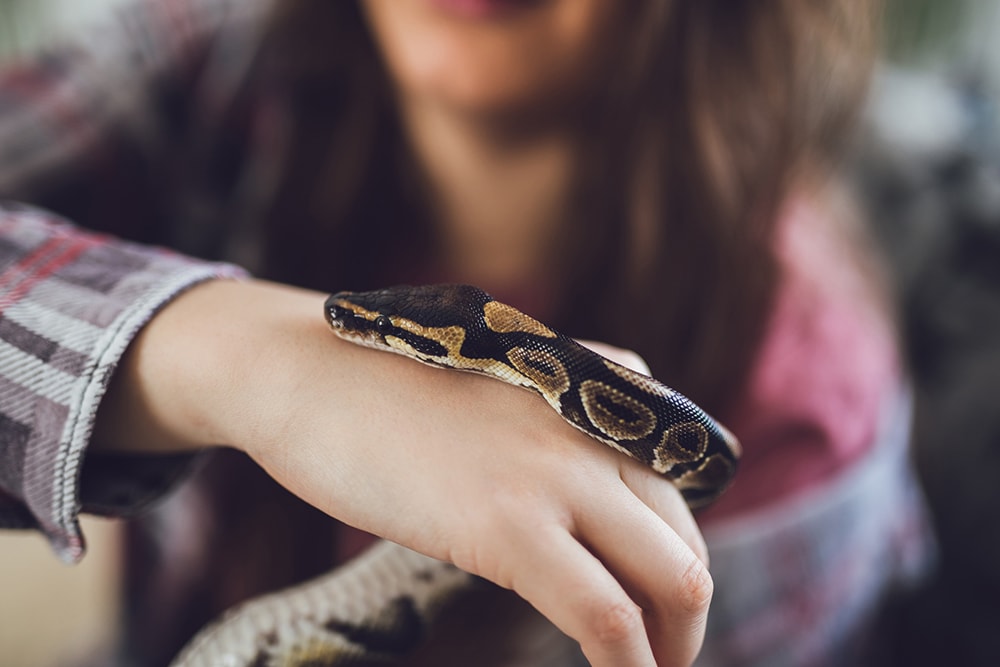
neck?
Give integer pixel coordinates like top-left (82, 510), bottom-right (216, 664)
top-left (400, 98), bottom-right (575, 291)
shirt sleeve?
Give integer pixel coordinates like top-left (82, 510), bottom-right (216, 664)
top-left (0, 203), bottom-right (246, 562)
top-left (0, 0), bottom-right (265, 561)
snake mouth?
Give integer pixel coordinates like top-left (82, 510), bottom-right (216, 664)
top-left (325, 295), bottom-right (376, 332)
top-left (327, 307), bottom-right (347, 330)
top-left (325, 298), bottom-right (381, 346)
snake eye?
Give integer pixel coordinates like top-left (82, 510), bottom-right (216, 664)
top-left (374, 316), bottom-right (392, 334)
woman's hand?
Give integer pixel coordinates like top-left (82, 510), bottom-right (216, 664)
top-left (95, 279), bottom-right (712, 667)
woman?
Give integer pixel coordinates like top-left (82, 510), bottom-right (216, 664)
top-left (0, 0), bottom-right (929, 665)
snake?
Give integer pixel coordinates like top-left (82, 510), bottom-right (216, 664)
top-left (171, 284), bottom-right (741, 667)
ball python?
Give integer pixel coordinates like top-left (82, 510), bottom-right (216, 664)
top-left (171, 284), bottom-right (741, 667)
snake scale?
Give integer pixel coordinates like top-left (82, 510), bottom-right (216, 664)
top-left (171, 284), bottom-right (741, 667)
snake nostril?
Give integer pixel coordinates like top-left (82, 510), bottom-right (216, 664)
top-left (327, 305), bottom-right (352, 329)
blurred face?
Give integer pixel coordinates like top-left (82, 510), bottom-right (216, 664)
top-left (360, 0), bottom-right (628, 118)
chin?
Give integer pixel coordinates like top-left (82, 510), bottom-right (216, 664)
top-left (362, 0), bottom-right (622, 117)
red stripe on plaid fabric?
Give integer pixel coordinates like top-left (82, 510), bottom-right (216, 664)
top-left (0, 235), bottom-right (70, 294)
top-left (0, 236), bottom-right (99, 312)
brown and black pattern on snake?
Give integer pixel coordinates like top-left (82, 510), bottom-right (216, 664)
top-left (172, 542), bottom-right (475, 667)
top-left (325, 284), bottom-right (741, 507)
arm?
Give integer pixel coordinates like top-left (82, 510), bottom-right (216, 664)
top-left (0, 204), bottom-right (713, 667)
top-left (93, 277), bottom-right (715, 667)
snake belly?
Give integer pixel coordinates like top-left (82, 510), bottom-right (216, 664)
top-left (171, 284), bottom-right (741, 667)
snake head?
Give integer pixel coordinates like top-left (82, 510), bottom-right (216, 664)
top-left (325, 285), bottom-right (515, 372)
top-left (324, 289), bottom-right (457, 362)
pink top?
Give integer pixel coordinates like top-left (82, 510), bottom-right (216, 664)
top-left (702, 195), bottom-right (900, 522)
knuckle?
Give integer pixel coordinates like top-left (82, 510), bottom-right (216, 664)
top-left (622, 350), bottom-right (651, 375)
top-left (677, 556), bottom-right (714, 615)
top-left (590, 598), bottom-right (644, 645)
top-left (690, 536), bottom-right (711, 570)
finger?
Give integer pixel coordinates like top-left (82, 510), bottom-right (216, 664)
top-left (574, 487), bottom-right (713, 667)
top-left (576, 339), bottom-right (651, 375)
top-left (619, 456), bottom-right (710, 567)
top-left (504, 526), bottom-right (656, 667)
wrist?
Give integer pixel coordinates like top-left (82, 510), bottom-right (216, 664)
top-left (92, 279), bottom-right (330, 455)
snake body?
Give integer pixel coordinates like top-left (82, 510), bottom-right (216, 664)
top-left (172, 284), bottom-right (741, 667)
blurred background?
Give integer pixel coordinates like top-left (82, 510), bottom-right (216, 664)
top-left (855, 3), bottom-right (1000, 667)
top-left (0, 0), bottom-right (122, 58)
top-left (1, 0), bottom-right (999, 665)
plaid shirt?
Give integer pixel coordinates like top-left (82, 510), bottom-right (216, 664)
top-left (0, 0), bottom-right (258, 563)
top-left (0, 1), bottom-right (933, 664)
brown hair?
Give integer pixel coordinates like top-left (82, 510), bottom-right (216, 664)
top-left (258, 0), bottom-right (881, 414)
